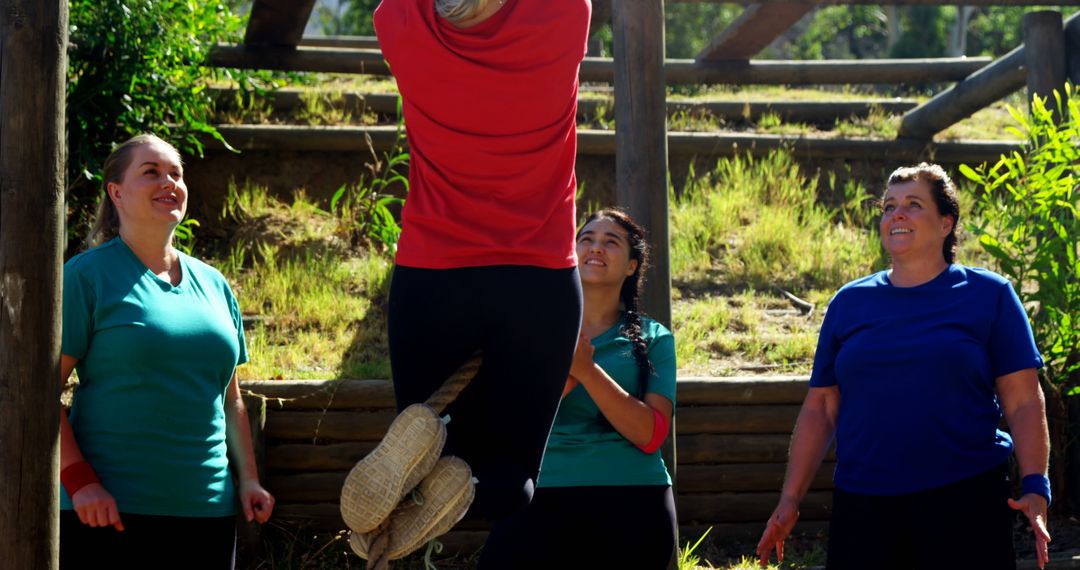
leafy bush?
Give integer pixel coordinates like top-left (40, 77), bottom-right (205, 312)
top-left (960, 88), bottom-right (1080, 392)
top-left (66, 0), bottom-right (249, 252)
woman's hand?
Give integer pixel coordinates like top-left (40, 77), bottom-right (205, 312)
top-left (238, 478), bottom-right (274, 524)
top-left (1009, 494), bottom-right (1051, 569)
top-left (71, 483), bottom-right (124, 531)
top-left (756, 496), bottom-right (799, 567)
top-left (568, 334), bottom-right (596, 382)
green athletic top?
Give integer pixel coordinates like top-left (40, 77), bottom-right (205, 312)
top-left (539, 314), bottom-right (677, 488)
top-left (60, 237), bottom-right (247, 517)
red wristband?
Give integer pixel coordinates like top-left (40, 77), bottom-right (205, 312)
top-left (636, 407), bottom-right (670, 454)
top-left (61, 461), bottom-right (100, 497)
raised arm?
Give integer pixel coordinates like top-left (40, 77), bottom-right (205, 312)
top-left (569, 334), bottom-right (673, 451)
top-left (757, 385), bottom-right (840, 567)
top-left (224, 372), bottom-right (274, 523)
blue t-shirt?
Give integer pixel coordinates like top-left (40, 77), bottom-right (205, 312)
top-left (539, 315), bottom-right (677, 488)
top-left (810, 265), bottom-right (1043, 495)
top-left (61, 238), bottom-right (248, 516)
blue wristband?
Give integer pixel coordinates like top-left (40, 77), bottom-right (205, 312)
top-left (1021, 474), bottom-right (1052, 507)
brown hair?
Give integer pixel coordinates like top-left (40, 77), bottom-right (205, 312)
top-left (84, 134), bottom-right (181, 249)
top-left (884, 162), bottom-right (961, 264)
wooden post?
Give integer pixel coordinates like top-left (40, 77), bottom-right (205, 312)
top-left (1066, 14), bottom-right (1080, 86)
top-left (0, 0), bottom-right (68, 568)
top-left (1025, 11), bottom-right (1067, 117)
top-left (612, 1), bottom-right (676, 566)
top-left (612, 0), bottom-right (670, 329)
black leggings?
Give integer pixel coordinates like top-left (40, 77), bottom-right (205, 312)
top-left (60, 510), bottom-right (236, 569)
top-left (478, 485), bottom-right (677, 569)
top-left (826, 463), bottom-right (1016, 570)
top-left (388, 265), bottom-right (582, 523)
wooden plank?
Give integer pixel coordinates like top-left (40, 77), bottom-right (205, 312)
top-left (677, 377), bottom-right (808, 405)
top-left (208, 45), bottom-right (390, 75)
top-left (264, 409), bottom-right (397, 441)
top-left (208, 124), bottom-right (1022, 163)
top-left (653, 57), bottom-right (990, 85)
top-left (696, 3), bottom-right (814, 61)
top-left (238, 395), bottom-right (268, 557)
top-left (677, 462), bottom-right (835, 492)
top-left (244, 0), bottom-right (318, 47)
top-left (299, 35), bottom-right (380, 49)
top-left (678, 434), bottom-right (836, 464)
top-left (244, 379), bottom-right (396, 410)
top-left (210, 87), bottom-right (915, 124)
top-left (0, 0), bottom-right (67, 567)
top-left (266, 441), bottom-right (376, 471)
top-left (1024, 11), bottom-right (1067, 113)
top-left (677, 490), bottom-right (832, 522)
top-left (677, 404), bottom-right (802, 434)
top-left (207, 44), bottom-right (988, 85)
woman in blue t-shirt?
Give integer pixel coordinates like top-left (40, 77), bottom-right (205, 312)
top-left (479, 208), bottom-right (678, 569)
top-left (757, 163), bottom-right (1051, 570)
top-left (58, 134), bottom-right (274, 568)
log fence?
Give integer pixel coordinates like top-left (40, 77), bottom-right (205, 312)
top-left (241, 376), bottom-right (834, 553)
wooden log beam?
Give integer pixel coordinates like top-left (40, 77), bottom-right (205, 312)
top-left (696, 3), bottom-right (815, 61)
top-left (207, 44), bottom-right (989, 85)
top-left (900, 11), bottom-right (1080, 140)
top-left (678, 434), bottom-right (836, 464)
top-left (209, 124), bottom-right (1022, 164)
top-left (243, 379), bottom-right (396, 410)
top-left (1067, 14), bottom-right (1080, 85)
top-left (264, 409), bottom-right (397, 441)
top-left (299, 35), bottom-right (380, 49)
top-left (0, 0), bottom-right (67, 568)
top-left (244, 0), bottom-right (318, 47)
top-left (676, 377), bottom-right (808, 405)
top-left (613, 0), bottom-right (671, 328)
top-left (677, 490), bottom-right (832, 522)
top-left (266, 441), bottom-right (375, 471)
top-left (677, 404), bottom-right (802, 434)
top-left (210, 87), bottom-right (916, 124)
top-left (1024, 11), bottom-right (1067, 114)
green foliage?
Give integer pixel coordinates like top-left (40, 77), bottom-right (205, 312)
top-left (670, 151), bottom-right (884, 291)
top-left (960, 87), bottom-right (1080, 390)
top-left (66, 0), bottom-right (248, 251)
top-left (889, 7), bottom-right (951, 58)
top-left (316, 0), bottom-right (380, 36)
top-left (173, 218), bottom-right (201, 255)
top-left (678, 527), bottom-right (712, 570)
top-left (788, 7), bottom-right (888, 60)
top-left (664, 4), bottom-right (742, 59)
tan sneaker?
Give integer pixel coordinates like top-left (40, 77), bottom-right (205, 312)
top-left (348, 456), bottom-right (475, 561)
top-left (340, 403), bottom-right (447, 534)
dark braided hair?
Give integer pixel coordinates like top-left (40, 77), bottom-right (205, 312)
top-left (579, 208), bottom-right (654, 398)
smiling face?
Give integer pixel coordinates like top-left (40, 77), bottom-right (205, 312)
top-left (107, 140), bottom-right (188, 232)
top-left (576, 218), bottom-right (639, 287)
top-left (879, 179), bottom-right (954, 264)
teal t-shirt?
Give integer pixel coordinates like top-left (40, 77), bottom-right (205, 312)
top-left (539, 314), bottom-right (677, 488)
top-left (60, 237), bottom-right (248, 517)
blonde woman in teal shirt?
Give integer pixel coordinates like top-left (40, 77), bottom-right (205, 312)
top-left (480, 209), bottom-right (678, 569)
top-left (58, 135), bottom-right (273, 569)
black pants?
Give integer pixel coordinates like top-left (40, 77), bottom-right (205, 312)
top-left (826, 463), bottom-right (1016, 570)
top-left (60, 510), bottom-right (236, 570)
top-left (388, 265), bottom-right (582, 523)
top-left (477, 485), bottom-right (677, 569)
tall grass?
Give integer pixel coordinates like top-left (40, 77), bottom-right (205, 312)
top-left (670, 151), bottom-right (884, 292)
